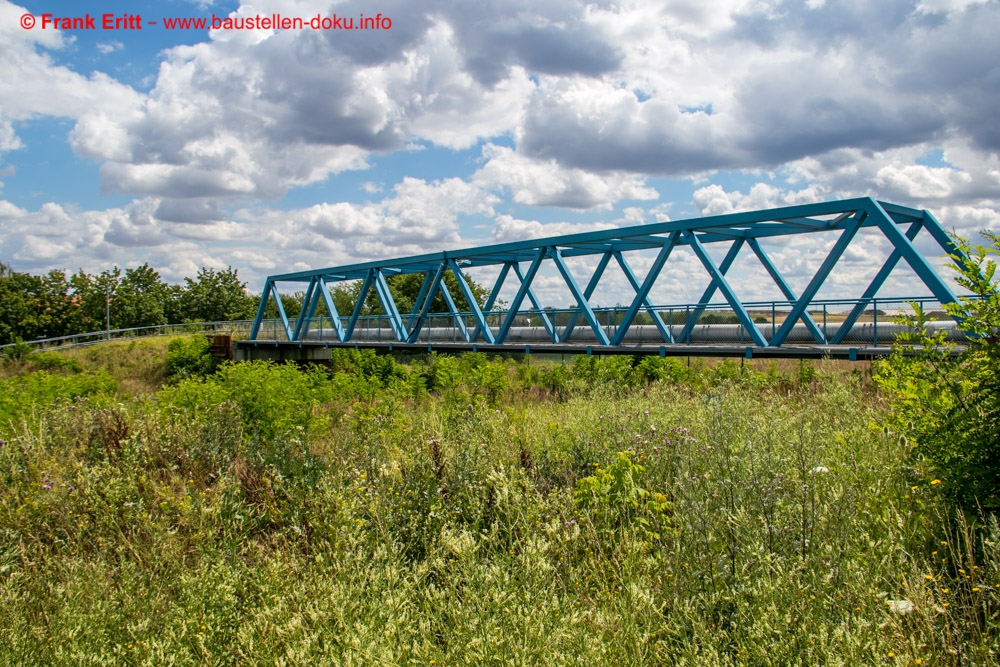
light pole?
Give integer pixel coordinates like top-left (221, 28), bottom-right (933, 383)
top-left (105, 274), bottom-right (111, 341)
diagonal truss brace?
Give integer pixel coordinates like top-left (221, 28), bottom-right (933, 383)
top-left (448, 259), bottom-right (496, 344)
top-left (560, 251), bottom-right (613, 343)
top-left (551, 248), bottom-right (612, 346)
top-left (746, 239), bottom-right (826, 344)
top-left (686, 232), bottom-right (769, 348)
top-left (611, 234), bottom-right (680, 345)
top-left (613, 251), bottom-right (674, 343)
top-left (512, 263), bottom-right (556, 342)
top-left (677, 238), bottom-right (746, 344)
top-left (769, 214), bottom-right (864, 346)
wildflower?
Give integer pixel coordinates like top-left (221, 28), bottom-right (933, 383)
top-left (931, 479), bottom-right (942, 485)
top-left (809, 466), bottom-right (830, 474)
top-left (888, 652), bottom-right (895, 658)
top-left (942, 588), bottom-right (949, 593)
top-left (925, 575), bottom-right (933, 580)
top-left (972, 587), bottom-right (981, 592)
top-left (888, 599), bottom-right (914, 614)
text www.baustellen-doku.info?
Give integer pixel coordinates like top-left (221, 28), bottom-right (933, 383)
top-left (18, 11), bottom-right (392, 31)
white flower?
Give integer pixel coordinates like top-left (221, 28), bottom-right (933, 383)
top-left (809, 466), bottom-right (830, 474)
top-left (889, 599), bottom-right (914, 614)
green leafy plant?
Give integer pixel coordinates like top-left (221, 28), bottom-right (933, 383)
top-left (574, 450), bottom-right (672, 540)
top-left (875, 231), bottom-right (1000, 511)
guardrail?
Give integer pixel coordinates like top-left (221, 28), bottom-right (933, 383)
top-left (0, 321), bottom-right (254, 352)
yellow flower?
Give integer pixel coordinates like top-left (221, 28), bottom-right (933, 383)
top-left (888, 652), bottom-right (895, 658)
top-left (931, 479), bottom-right (942, 485)
top-left (925, 574), bottom-right (933, 580)
top-left (942, 602), bottom-right (949, 607)
top-left (942, 588), bottom-right (949, 593)
top-left (972, 587), bottom-right (981, 592)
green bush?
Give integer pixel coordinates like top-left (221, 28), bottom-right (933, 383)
top-left (165, 335), bottom-right (218, 380)
top-left (875, 231), bottom-right (1000, 512)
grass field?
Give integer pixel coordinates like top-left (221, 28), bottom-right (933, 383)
top-left (1, 338), bottom-right (997, 665)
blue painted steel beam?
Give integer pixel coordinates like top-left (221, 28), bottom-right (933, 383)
top-left (407, 262), bottom-right (447, 344)
top-left (344, 270), bottom-right (375, 340)
top-left (373, 270), bottom-right (407, 342)
top-left (678, 238), bottom-right (746, 343)
top-left (685, 232), bottom-right (768, 348)
top-left (250, 278), bottom-right (271, 340)
top-left (471, 262), bottom-right (510, 343)
top-left (746, 239), bottom-right (826, 344)
top-left (316, 278), bottom-right (346, 342)
top-left (496, 249), bottom-right (546, 344)
top-left (830, 221), bottom-right (923, 344)
top-left (613, 251), bottom-right (674, 343)
top-left (560, 251), bottom-right (613, 343)
top-left (270, 281), bottom-right (293, 341)
top-left (292, 277), bottom-right (318, 341)
top-left (511, 263), bottom-right (556, 342)
top-left (437, 280), bottom-right (470, 342)
top-left (263, 199), bottom-right (883, 283)
top-left (865, 199), bottom-right (959, 307)
top-left (552, 248), bottom-right (612, 346)
top-left (407, 271), bottom-right (435, 330)
top-left (769, 213), bottom-right (864, 346)
top-left (449, 260), bottom-right (498, 344)
top-left (610, 234), bottom-right (680, 345)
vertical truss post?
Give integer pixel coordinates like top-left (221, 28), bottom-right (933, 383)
top-left (316, 278), bottom-right (346, 342)
top-left (373, 270), bottom-right (407, 342)
top-left (830, 221), bottom-right (922, 344)
top-left (496, 249), bottom-right (547, 344)
top-left (471, 263), bottom-right (511, 342)
top-left (769, 214), bottom-right (864, 346)
top-left (687, 232), bottom-right (769, 348)
top-left (449, 260), bottom-right (496, 344)
top-left (613, 251), bottom-right (674, 343)
top-left (561, 251), bottom-right (612, 342)
top-left (747, 238), bottom-right (826, 344)
top-left (866, 200), bottom-right (959, 307)
top-left (678, 238), bottom-right (745, 343)
top-left (511, 263), bottom-right (556, 342)
top-left (344, 270), bottom-right (375, 341)
top-left (292, 277), bottom-right (318, 341)
top-left (250, 279), bottom-right (272, 340)
top-left (407, 262), bottom-right (448, 343)
top-left (550, 248), bottom-right (611, 346)
top-left (611, 233), bottom-right (679, 345)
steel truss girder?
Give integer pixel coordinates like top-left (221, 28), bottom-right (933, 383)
top-left (248, 198), bottom-right (972, 348)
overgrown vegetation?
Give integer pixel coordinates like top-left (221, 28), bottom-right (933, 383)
top-left (1, 341), bottom-right (997, 664)
top-left (875, 231), bottom-right (1000, 512)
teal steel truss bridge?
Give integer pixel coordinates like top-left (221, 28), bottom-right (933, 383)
top-left (249, 198), bottom-right (970, 352)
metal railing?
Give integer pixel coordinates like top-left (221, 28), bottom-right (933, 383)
top-left (0, 321), bottom-right (254, 352)
top-left (249, 295), bottom-right (973, 347)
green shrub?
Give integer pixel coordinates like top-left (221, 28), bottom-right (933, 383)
top-left (875, 231), bottom-right (1000, 512)
top-left (165, 335), bottom-right (218, 380)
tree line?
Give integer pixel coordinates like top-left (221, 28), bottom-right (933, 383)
top-left (0, 261), bottom-right (490, 345)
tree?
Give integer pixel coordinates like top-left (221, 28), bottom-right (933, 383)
top-left (180, 267), bottom-right (256, 322)
top-left (0, 266), bottom-right (84, 343)
top-left (875, 231), bottom-right (1000, 512)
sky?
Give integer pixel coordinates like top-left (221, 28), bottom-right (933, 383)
top-left (1, 0), bottom-right (999, 308)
